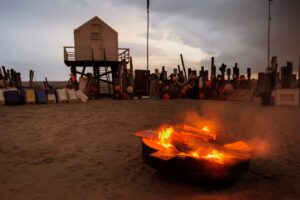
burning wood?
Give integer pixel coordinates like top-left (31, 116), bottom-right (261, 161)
top-left (134, 124), bottom-right (252, 165)
top-left (135, 123), bottom-right (253, 186)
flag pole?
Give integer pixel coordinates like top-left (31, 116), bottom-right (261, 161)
top-left (268, 0), bottom-right (272, 70)
top-left (146, 0), bottom-right (150, 96)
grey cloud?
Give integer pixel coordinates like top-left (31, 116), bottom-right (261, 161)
top-left (112, 0), bottom-right (300, 73)
top-left (0, 0), bottom-right (299, 81)
top-left (120, 41), bottom-right (167, 58)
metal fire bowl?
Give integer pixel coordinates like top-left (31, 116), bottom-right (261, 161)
top-left (142, 140), bottom-right (250, 187)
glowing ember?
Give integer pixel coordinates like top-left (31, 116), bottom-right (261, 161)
top-left (158, 127), bottom-right (174, 148)
top-left (202, 149), bottom-right (224, 164)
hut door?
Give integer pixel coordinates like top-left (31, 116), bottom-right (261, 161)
top-left (91, 39), bottom-right (103, 61)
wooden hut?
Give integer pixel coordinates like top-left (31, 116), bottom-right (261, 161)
top-left (64, 16), bottom-right (130, 97)
top-left (74, 16), bottom-right (118, 61)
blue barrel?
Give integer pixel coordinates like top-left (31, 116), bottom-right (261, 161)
top-left (36, 89), bottom-right (47, 104)
top-left (4, 90), bottom-right (24, 106)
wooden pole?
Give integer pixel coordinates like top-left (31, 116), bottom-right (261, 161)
top-left (146, 0), bottom-right (150, 96)
top-left (130, 56), bottom-right (134, 87)
top-left (180, 54), bottom-right (187, 81)
top-left (267, 0), bottom-right (272, 70)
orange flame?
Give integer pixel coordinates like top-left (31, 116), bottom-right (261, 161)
top-left (202, 149), bottom-right (224, 164)
top-left (158, 127), bottom-right (174, 148)
top-left (202, 126), bottom-right (210, 132)
top-left (134, 121), bottom-right (253, 165)
top-left (191, 152), bottom-right (200, 158)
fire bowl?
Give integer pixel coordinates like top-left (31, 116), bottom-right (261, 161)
top-left (142, 139), bottom-right (250, 187)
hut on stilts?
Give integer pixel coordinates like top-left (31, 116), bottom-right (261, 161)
top-left (64, 16), bottom-right (130, 98)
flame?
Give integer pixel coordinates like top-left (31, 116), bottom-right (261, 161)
top-left (202, 126), bottom-right (210, 132)
top-left (158, 127), bottom-right (174, 148)
top-left (202, 149), bottom-right (224, 164)
top-left (134, 120), bottom-right (253, 165)
top-left (224, 141), bottom-right (252, 152)
top-left (191, 152), bottom-right (200, 158)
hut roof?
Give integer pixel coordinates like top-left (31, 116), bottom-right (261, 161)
top-left (74, 16), bottom-right (118, 34)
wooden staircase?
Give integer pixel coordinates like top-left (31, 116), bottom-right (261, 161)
top-left (99, 66), bottom-right (112, 96)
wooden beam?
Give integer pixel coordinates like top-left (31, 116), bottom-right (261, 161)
top-left (75, 71), bottom-right (89, 77)
top-left (99, 71), bottom-right (112, 77)
top-left (99, 79), bottom-right (113, 85)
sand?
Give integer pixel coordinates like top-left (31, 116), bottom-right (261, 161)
top-left (1, 99), bottom-right (300, 200)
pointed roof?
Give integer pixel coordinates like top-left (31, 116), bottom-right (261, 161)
top-left (74, 16), bottom-right (117, 34)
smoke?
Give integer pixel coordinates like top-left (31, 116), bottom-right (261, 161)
top-left (178, 105), bottom-right (276, 159)
top-left (248, 137), bottom-right (272, 158)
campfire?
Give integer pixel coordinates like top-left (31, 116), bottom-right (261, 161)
top-left (134, 123), bottom-right (253, 186)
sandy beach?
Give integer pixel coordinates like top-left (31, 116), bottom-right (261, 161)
top-left (1, 99), bottom-right (300, 200)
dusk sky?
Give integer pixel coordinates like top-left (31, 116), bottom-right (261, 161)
top-left (0, 0), bottom-right (299, 81)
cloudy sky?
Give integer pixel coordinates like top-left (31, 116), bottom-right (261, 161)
top-left (0, 0), bottom-right (299, 80)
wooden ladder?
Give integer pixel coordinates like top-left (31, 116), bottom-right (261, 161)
top-left (99, 50), bottom-right (112, 95)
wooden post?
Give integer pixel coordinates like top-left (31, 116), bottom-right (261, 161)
top-left (247, 67), bottom-right (251, 89)
top-left (129, 56), bottom-right (134, 87)
top-left (210, 57), bottom-right (216, 90)
top-left (200, 67), bottom-right (204, 78)
top-left (271, 56), bottom-right (278, 89)
top-left (219, 63), bottom-right (227, 80)
top-left (287, 62), bottom-right (293, 88)
top-left (71, 66), bottom-right (77, 79)
top-left (6, 69), bottom-right (11, 86)
top-left (2, 66), bottom-right (7, 81)
top-left (226, 68), bottom-right (231, 81)
top-left (177, 65), bottom-right (181, 75)
top-left (161, 66), bottom-right (167, 82)
top-left (180, 54), bottom-right (187, 81)
top-left (204, 70), bottom-right (209, 82)
top-left (211, 57), bottom-right (216, 78)
top-left (29, 69), bottom-right (34, 87)
top-left (122, 60), bottom-right (128, 92)
top-left (81, 66), bottom-right (86, 77)
top-left (188, 68), bottom-right (191, 79)
top-left (233, 63), bottom-right (239, 88)
top-left (118, 62), bottom-right (123, 90)
top-left (15, 72), bottom-right (22, 89)
top-left (93, 66), bottom-right (100, 97)
top-left (0, 67), bottom-right (3, 80)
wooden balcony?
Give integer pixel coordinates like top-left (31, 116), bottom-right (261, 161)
top-left (63, 46), bottom-right (130, 67)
